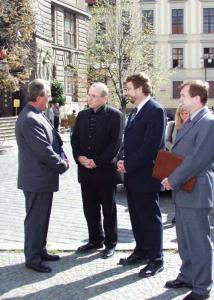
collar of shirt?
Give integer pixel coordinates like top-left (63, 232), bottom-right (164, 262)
top-left (28, 103), bottom-right (42, 113)
top-left (90, 105), bottom-right (105, 114)
top-left (135, 95), bottom-right (151, 114)
top-left (190, 106), bottom-right (206, 120)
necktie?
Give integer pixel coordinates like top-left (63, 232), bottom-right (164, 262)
top-left (183, 118), bottom-right (191, 127)
top-left (129, 107), bottom-right (138, 124)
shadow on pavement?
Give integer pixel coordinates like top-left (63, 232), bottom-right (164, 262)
top-left (1, 252), bottom-right (146, 300)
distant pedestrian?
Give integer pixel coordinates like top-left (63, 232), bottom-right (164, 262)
top-left (45, 103), bottom-right (54, 125)
top-left (162, 80), bottom-right (214, 300)
top-left (53, 102), bottom-right (60, 130)
top-left (15, 79), bottom-right (69, 273)
top-left (68, 109), bottom-right (77, 133)
top-left (71, 82), bottom-right (123, 259)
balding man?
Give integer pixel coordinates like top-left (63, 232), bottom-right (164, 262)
top-left (71, 82), bottom-right (123, 259)
top-left (16, 79), bottom-right (69, 273)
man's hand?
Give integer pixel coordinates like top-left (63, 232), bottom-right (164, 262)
top-left (64, 159), bottom-right (69, 170)
top-left (117, 160), bottom-right (126, 173)
top-left (161, 177), bottom-right (173, 190)
top-left (78, 156), bottom-right (96, 169)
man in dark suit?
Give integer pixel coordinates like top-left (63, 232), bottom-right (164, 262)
top-left (117, 72), bottom-right (166, 277)
top-left (71, 82), bottom-right (122, 259)
top-left (16, 79), bottom-right (69, 273)
top-left (162, 80), bottom-right (214, 300)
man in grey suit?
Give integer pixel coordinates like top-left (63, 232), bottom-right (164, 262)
top-left (16, 79), bottom-right (69, 273)
top-left (162, 80), bottom-right (214, 300)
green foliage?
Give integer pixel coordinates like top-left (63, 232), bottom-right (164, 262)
top-left (88, 0), bottom-right (172, 110)
top-left (0, 0), bottom-right (34, 92)
top-left (51, 80), bottom-right (66, 106)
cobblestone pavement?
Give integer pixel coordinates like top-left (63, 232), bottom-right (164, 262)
top-left (0, 132), bottom-right (214, 299)
top-left (0, 251), bottom-right (213, 300)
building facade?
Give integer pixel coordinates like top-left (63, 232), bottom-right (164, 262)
top-left (0, 0), bottom-right (90, 117)
top-left (141, 0), bottom-right (214, 113)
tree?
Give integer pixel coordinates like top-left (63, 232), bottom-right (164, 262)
top-left (88, 0), bottom-right (171, 114)
top-left (51, 80), bottom-right (66, 106)
top-left (0, 0), bottom-right (34, 92)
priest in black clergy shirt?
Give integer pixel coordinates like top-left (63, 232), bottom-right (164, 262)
top-left (71, 82), bottom-right (123, 259)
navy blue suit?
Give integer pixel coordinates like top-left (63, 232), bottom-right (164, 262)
top-left (123, 98), bottom-right (166, 261)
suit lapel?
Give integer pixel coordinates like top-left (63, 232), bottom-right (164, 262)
top-left (173, 107), bottom-right (209, 148)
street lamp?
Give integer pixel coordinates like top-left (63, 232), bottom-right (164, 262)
top-left (202, 56), bottom-right (213, 81)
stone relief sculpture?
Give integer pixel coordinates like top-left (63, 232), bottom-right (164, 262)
top-left (37, 48), bottom-right (52, 80)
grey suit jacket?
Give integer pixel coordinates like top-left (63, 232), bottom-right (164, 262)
top-left (16, 104), bottom-right (67, 192)
top-left (169, 106), bottom-right (214, 208)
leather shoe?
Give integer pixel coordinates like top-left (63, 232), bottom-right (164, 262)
top-left (26, 261), bottom-right (52, 273)
top-left (139, 261), bottom-right (164, 278)
top-left (41, 253), bottom-right (60, 261)
top-left (101, 247), bottom-right (115, 259)
top-left (77, 242), bottom-right (103, 253)
top-left (183, 291), bottom-right (210, 300)
top-left (119, 253), bottom-right (149, 265)
top-left (165, 279), bottom-right (192, 289)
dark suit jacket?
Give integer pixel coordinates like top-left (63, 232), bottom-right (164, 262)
top-left (16, 104), bottom-right (67, 192)
top-left (123, 98), bottom-right (166, 193)
top-left (71, 105), bottom-right (123, 185)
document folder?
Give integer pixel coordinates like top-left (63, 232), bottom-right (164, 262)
top-left (152, 150), bottom-right (196, 193)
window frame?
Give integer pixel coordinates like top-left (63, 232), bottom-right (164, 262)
top-left (64, 11), bottom-right (76, 49)
top-left (203, 8), bottom-right (214, 34)
top-left (172, 9), bottom-right (184, 34)
top-left (172, 48), bottom-right (184, 68)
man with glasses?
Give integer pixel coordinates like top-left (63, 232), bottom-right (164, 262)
top-left (16, 79), bottom-right (69, 273)
top-left (71, 82), bottom-right (123, 259)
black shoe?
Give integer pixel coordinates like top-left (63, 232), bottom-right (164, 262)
top-left (165, 279), bottom-right (192, 289)
top-left (171, 216), bottom-right (176, 224)
top-left (183, 291), bottom-right (210, 300)
top-left (139, 261), bottom-right (164, 278)
top-left (77, 242), bottom-right (103, 253)
top-left (41, 253), bottom-right (60, 261)
top-left (101, 247), bottom-right (115, 259)
top-left (25, 261), bottom-right (52, 273)
top-left (119, 253), bottom-right (149, 265)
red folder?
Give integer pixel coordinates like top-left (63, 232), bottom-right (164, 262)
top-left (152, 150), bottom-right (196, 193)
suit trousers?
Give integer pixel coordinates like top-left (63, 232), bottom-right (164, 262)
top-left (176, 206), bottom-right (213, 295)
top-left (126, 190), bottom-right (163, 261)
top-left (81, 182), bottom-right (117, 248)
top-left (23, 191), bottom-right (53, 264)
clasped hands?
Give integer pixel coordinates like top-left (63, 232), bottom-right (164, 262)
top-left (161, 177), bottom-right (173, 190)
top-left (117, 160), bottom-right (126, 173)
top-left (78, 156), bottom-right (97, 169)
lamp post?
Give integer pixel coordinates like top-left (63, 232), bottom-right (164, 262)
top-left (203, 57), bottom-right (213, 81)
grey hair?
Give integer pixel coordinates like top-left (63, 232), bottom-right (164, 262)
top-left (90, 82), bottom-right (109, 97)
top-left (28, 79), bottom-right (50, 102)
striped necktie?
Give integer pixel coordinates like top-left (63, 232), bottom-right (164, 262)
top-left (129, 107), bottom-right (138, 124)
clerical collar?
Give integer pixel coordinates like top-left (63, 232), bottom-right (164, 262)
top-left (90, 105), bottom-right (105, 114)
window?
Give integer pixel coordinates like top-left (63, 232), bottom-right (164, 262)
top-left (64, 12), bottom-right (76, 48)
top-left (172, 9), bottom-right (183, 34)
top-left (64, 71), bottom-right (77, 101)
top-left (208, 81), bottom-right (214, 98)
top-left (172, 48), bottom-right (183, 68)
top-left (203, 48), bottom-right (214, 68)
top-left (142, 10), bottom-right (154, 30)
top-left (203, 8), bottom-right (214, 33)
top-left (173, 81), bottom-right (182, 99)
top-left (51, 6), bottom-right (56, 43)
